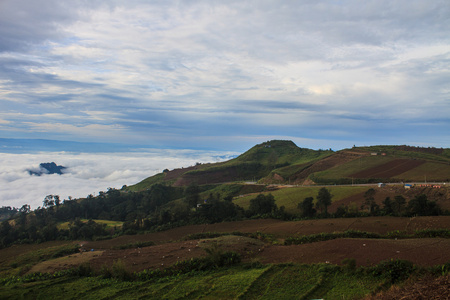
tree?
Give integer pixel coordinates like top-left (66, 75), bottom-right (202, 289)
top-left (249, 194), bottom-right (277, 215)
top-left (361, 188), bottom-right (379, 215)
top-left (298, 197), bottom-right (316, 218)
top-left (316, 188), bottom-right (332, 217)
top-left (407, 194), bottom-right (442, 216)
top-left (185, 183), bottom-right (200, 208)
top-left (19, 204), bottom-right (31, 214)
top-left (382, 197), bottom-right (394, 215)
top-left (393, 195), bottom-right (406, 216)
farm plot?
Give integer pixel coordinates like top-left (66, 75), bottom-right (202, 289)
top-left (349, 159), bottom-right (425, 179)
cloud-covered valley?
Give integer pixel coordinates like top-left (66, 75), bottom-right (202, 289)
top-left (0, 150), bottom-right (236, 210)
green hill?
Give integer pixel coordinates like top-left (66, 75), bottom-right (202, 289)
top-left (128, 142), bottom-right (450, 192)
top-left (128, 140), bottom-right (333, 191)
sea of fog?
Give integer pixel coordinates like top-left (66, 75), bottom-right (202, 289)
top-left (0, 149), bottom-right (237, 210)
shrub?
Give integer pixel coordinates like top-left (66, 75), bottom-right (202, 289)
top-left (414, 229), bottom-right (450, 238)
top-left (111, 241), bottom-right (155, 250)
top-left (75, 262), bottom-right (93, 277)
top-left (342, 258), bottom-right (356, 271)
top-left (111, 259), bottom-right (133, 281)
top-left (371, 259), bottom-right (415, 283)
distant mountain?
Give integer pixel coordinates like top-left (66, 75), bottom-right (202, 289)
top-left (128, 141), bottom-right (450, 191)
top-left (0, 137), bottom-right (147, 153)
top-left (28, 162), bottom-right (66, 176)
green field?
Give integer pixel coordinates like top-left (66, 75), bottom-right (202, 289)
top-left (313, 156), bottom-right (394, 180)
top-left (58, 219), bottom-right (124, 230)
top-left (233, 186), bottom-right (367, 213)
top-left (398, 162), bottom-right (450, 182)
top-left (0, 264), bottom-right (385, 300)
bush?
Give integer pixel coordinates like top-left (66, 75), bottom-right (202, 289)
top-left (342, 258), bottom-right (356, 271)
top-left (371, 259), bottom-right (415, 283)
top-left (414, 229), bottom-right (450, 238)
top-left (111, 259), bottom-right (133, 281)
top-left (111, 241), bottom-right (155, 250)
top-left (75, 262), bottom-right (93, 277)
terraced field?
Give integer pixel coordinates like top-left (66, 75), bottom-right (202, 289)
top-left (2, 216), bottom-right (450, 299)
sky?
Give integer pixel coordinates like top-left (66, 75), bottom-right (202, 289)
top-left (0, 0), bottom-right (448, 153)
top-left (0, 1), bottom-right (449, 209)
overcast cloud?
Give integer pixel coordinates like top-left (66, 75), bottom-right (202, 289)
top-left (0, 0), bottom-right (448, 152)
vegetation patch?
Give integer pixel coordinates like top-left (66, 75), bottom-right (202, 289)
top-left (110, 241), bottom-right (155, 250)
top-left (58, 219), bottom-right (123, 230)
top-left (284, 228), bottom-right (450, 245)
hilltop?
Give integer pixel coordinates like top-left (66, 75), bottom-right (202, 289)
top-left (28, 162), bottom-right (66, 176)
top-left (129, 141), bottom-right (450, 191)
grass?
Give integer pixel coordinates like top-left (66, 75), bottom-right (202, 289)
top-left (397, 161), bottom-right (450, 182)
top-left (2, 246), bottom-right (449, 299)
top-left (1, 243), bottom-right (79, 276)
top-left (127, 172), bottom-right (166, 192)
top-left (306, 268), bottom-right (381, 300)
top-left (58, 219), bottom-right (124, 230)
top-left (0, 267), bottom-right (270, 300)
top-left (0, 264), bottom-right (386, 300)
top-left (314, 156), bottom-right (394, 180)
top-left (239, 264), bottom-right (322, 299)
top-left (233, 186), bottom-right (367, 213)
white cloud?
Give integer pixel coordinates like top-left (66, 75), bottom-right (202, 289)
top-left (0, 149), bottom-right (237, 210)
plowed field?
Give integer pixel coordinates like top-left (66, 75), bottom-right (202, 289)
top-left (349, 159), bottom-right (425, 178)
top-left (23, 216), bottom-right (450, 274)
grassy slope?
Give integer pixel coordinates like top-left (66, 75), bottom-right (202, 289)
top-left (312, 155), bottom-right (394, 181)
top-left (398, 161), bottom-right (450, 182)
top-left (127, 173), bottom-right (165, 192)
top-left (312, 146), bottom-right (450, 183)
top-left (128, 140), bottom-right (333, 191)
top-left (233, 186), bottom-right (367, 213)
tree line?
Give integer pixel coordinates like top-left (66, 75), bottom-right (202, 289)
top-left (0, 184), bottom-right (446, 249)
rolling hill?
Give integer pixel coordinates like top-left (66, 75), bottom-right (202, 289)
top-left (128, 141), bottom-right (450, 191)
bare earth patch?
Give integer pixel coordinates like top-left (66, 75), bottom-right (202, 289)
top-left (259, 238), bottom-right (450, 267)
top-left (27, 250), bottom-right (104, 274)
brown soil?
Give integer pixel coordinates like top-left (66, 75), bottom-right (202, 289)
top-left (259, 238), bottom-right (450, 267)
top-left (83, 216), bottom-right (450, 251)
top-left (365, 274), bottom-right (450, 299)
top-left (349, 159), bottom-right (425, 178)
top-left (19, 216), bottom-right (449, 274)
top-left (88, 235), bottom-right (264, 273)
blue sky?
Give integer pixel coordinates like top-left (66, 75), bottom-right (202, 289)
top-left (0, 0), bottom-right (449, 153)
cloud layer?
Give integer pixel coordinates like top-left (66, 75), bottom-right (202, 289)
top-left (0, 0), bottom-right (449, 152)
top-left (0, 150), bottom-right (236, 209)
